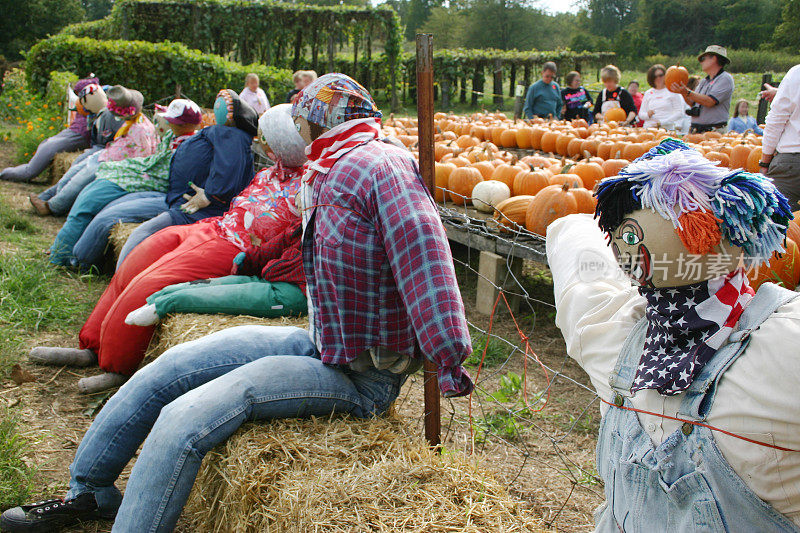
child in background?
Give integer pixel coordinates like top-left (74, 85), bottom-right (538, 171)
top-left (286, 70), bottom-right (318, 104)
top-left (728, 99), bottom-right (763, 135)
top-left (628, 80), bottom-right (644, 126)
top-left (239, 73), bottom-right (270, 116)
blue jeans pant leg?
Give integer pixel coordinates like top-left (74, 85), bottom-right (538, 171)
top-left (47, 152), bottom-right (102, 215)
top-left (49, 180), bottom-right (128, 266)
top-left (73, 192), bottom-right (167, 270)
top-left (0, 129), bottom-right (88, 183)
top-left (116, 211), bottom-right (175, 270)
top-left (65, 325), bottom-right (317, 515)
top-left (39, 155), bottom-right (90, 202)
top-left (112, 349), bottom-right (403, 532)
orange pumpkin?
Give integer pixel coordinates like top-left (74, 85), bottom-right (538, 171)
top-left (513, 170), bottom-right (551, 196)
top-left (665, 65), bottom-right (689, 93)
top-left (571, 187), bottom-right (597, 214)
top-left (491, 163), bottom-right (524, 190)
top-left (448, 166), bottom-right (483, 205)
top-left (729, 144), bottom-right (752, 170)
top-left (572, 162), bottom-right (605, 190)
top-left (705, 151), bottom-right (730, 168)
top-left (515, 126), bottom-right (533, 149)
top-left (602, 159), bottom-right (630, 177)
top-left (525, 183), bottom-right (579, 236)
top-left (567, 137), bottom-right (584, 158)
top-left (622, 143), bottom-right (647, 161)
top-left (472, 161), bottom-right (496, 179)
top-left (540, 131), bottom-right (559, 153)
top-left (597, 141), bottom-right (615, 160)
top-left (500, 129), bottom-right (518, 148)
top-left (530, 127), bottom-right (546, 150)
top-left (788, 210), bottom-right (800, 245)
top-left (747, 238), bottom-right (800, 290)
top-left (604, 107), bottom-right (627, 123)
top-left (434, 162), bottom-right (456, 202)
top-left (581, 138), bottom-right (599, 157)
top-left (493, 195), bottom-right (535, 230)
top-left (455, 135), bottom-right (479, 150)
top-left (549, 173), bottom-right (584, 188)
top-left (746, 146), bottom-right (763, 173)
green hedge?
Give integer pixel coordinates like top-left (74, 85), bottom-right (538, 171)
top-left (26, 35), bottom-right (293, 107)
top-left (59, 19), bottom-right (116, 40)
top-left (637, 48), bottom-right (800, 74)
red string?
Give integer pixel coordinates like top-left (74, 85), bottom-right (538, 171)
top-left (601, 399), bottom-right (800, 452)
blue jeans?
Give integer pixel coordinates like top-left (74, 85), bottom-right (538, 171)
top-left (40, 151), bottom-right (102, 215)
top-left (115, 211), bottom-right (174, 270)
top-left (64, 326), bottom-right (403, 533)
top-left (0, 129), bottom-right (88, 183)
top-left (72, 192), bottom-right (167, 270)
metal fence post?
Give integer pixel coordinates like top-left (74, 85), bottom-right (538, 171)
top-left (415, 33), bottom-right (441, 449)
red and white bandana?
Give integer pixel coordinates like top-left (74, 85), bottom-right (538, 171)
top-left (303, 117), bottom-right (382, 184)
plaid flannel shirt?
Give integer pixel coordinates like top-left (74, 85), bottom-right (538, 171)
top-left (302, 140), bottom-right (473, 397)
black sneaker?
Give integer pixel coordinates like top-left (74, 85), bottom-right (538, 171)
top-left (0, 492), bottom-right (115, 532)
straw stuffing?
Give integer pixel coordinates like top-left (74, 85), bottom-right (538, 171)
top-left (184, 415), bottom-right (549, 532)
top-left (109, 222), bottom-right (139, 258)
top-left (50, 151), bottom-right (82, 184)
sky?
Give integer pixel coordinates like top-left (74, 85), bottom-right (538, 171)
top-left (538, 0), bottom-right (580, 14)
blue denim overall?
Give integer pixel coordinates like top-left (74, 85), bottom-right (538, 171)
top-left (595, 283), bottom-right (800, 532)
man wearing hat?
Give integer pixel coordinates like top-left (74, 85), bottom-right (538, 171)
top-left (48, 99), bottom-right (203, 270)
top-left (671, 45), bottom-right (735, 134)
top-left (30, 85), bottom-right (158, 217)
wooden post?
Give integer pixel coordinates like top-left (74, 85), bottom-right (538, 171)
top-left (757, 73), bottom-right (773, 125)
top-left (493, 59), bottom-right (503, 109)
top-left (416, 33), bottom-right (441, 449)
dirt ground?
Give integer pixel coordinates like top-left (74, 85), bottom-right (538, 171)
top-left (0, 140), bottom-right (603, 532)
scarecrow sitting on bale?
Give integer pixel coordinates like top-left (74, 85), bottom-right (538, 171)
top-left (547, 138), bottom-right (800, 531)
top-left (1, 73), bottom-right (473, 533)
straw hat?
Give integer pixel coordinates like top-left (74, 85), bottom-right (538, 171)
top-left (698, 45), bottom-right (729, 66)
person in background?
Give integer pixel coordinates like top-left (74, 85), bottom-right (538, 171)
top-left (524, 62), bottom-right (562, 120)
top-left (593, 64), bottom-right (637, 125)
top-left (561, 71), bottom-right (591, 122)
top-left (637, 64), bottom-right (686, 131)
top-left (728, 99), bottom-right (763, 135)
top-left (0, 76), bottom-right (98, 183)
top-left (761, 64), bottom-right (800, 207)
top-left (239, 73), bottom-right (270, 116)
top-left (286, 70), bottom-right (318, 104)
top-left (628, 80), bottom-right (643, 125)
top-left (671, 45), bottom-right (734, 134)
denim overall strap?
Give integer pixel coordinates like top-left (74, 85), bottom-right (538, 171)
top-left (677, 282), bottom-right (799, 421)
top-left (609, 317), bottom-right (648, 396)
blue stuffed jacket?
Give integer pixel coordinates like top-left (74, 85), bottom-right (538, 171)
top-left (166, 125), bottom-right (254, 225)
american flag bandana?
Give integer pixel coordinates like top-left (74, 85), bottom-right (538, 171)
top-left (632, 268), bottom-right (755, 395)
top-left (303, 117), bottom-right (382, 182)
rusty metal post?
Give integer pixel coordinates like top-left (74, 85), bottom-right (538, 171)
top-left (415, 33), bottom-right (441, 448)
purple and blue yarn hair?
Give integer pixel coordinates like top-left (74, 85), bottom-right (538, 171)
top-left (594, 138), bottom-right (791, 265)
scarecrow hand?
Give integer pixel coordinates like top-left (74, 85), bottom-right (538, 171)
top-left (180, 182), bottom-right (210, 214)
top-left (231, 252), bottom-right (246, 275)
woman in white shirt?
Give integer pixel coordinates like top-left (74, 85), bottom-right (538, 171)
top-left (239, 73), bottom-right (270, 116)
top-left (637, 64), bottom-right (686, 131)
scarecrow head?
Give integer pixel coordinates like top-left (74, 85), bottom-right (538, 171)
top-left (77, 83), bottom-right (107, 115)
top-left (213, 89), bottom-right (258, 137)
top-left (594, 139), bottom-right (792, 288)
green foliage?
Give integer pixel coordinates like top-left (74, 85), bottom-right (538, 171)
top-left (465, 331), bottom-right (512, 367)
top-left (0, 69), bottom-right (67, 164)
top-left (460, 0), bottom-right (546, 51)
top-left (60, 18), bottom-right (116, 40)
top-left (639, 49), bottom-right (800, 74)
top-left (82, 0), bottom-right (115, 20)
top-left (714, 0), bottom-right (781, 50)
top-left (773, 0), bottom-right (800, 50)
top-left (420, 8), bottom-right (467, 49)
top-left (0, 0), bottom-right (86, 61)
top-left (585, 0), bottom-right (640, 37)
top-left (26, 35), bottom-right (293, 107)
top-left (0, 408), bottom-right (35, 510)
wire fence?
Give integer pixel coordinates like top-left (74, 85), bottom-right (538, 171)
top-left (394, 186), bottom-right (605, 531)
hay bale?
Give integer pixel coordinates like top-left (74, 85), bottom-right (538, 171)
top-left (145, 313), bottom-right (308, 360)
top-left (109, 222), bottom-right (139, 258)
top-left (50, 151), bottom-right (82, 184)
top-left (184, 415), bottom-right (547, 532)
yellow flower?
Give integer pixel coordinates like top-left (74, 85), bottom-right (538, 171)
top-left (48, 126), bottom-right (54, 130)
top-left (24, 101), bottom-right (30, 106)
top-left (24, 153), bottom-right (28, 156)
top-left (42, 104), bottom-right (48, 109)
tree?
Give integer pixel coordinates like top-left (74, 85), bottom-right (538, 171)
top-left (420, 8), bottom-right (467, 49)
top-left (461, 0), bottom-right (545, 50)
top-left (0, 0), bottom-right (85, 61)
top-left (773, 0), bottom-right (800, 50)
top-left (643, 0), bottom-right (723, 56)
top-left (82, 0), bottom-right (114, 20)
top-left (714, 0), bottom-right (781, 50)
top-left (585, 0), bottom-right (640, 37)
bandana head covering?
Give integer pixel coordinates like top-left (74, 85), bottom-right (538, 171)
top-left (213, 89), bottom-right (258, 137)
top-left (291, 73), bottom-right (381, 130)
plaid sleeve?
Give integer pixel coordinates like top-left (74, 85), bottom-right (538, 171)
top-left (368, 152), bottom-right (473, 397)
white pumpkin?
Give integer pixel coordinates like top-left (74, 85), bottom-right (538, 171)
top-left (472, 180), bottom-right (511, 213)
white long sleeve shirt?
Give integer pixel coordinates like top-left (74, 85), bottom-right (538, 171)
top-left (763, 64), bottom-right (800, 155)
top-left (547, 214), bottom-right (800, 524)
top-left (637, 87), bottom-right (686, 131)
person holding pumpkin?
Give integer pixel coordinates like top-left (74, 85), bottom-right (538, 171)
top-left (524, 62), bottom-right (562, 120)
top-left (30, 86), bottom-right (159, 217)
top-left (637, 64), bottom-right (686, 131)
top-left (671, 45), bottom-right (735, 134)
top-left (548, 137), bottom-right (800, 531)
top-left (28, 104), bottom-right (304, 395)
top-left (2, 74), bottom-right (473, 533)
top-left (0, 76), bottom-right (100, 183)
top-left (593, 64), bottom-right (637, 125)
top-left (115, 89), bottom-right (258, 267)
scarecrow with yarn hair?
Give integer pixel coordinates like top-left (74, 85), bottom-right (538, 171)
top-left (547, 138), bottom-right (800, 531)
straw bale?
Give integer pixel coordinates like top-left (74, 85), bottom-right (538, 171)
top-left (50, 151), bottom-right (82, 184)
top-left (144, 313), bottom-right (308, 360)
top-left (184, 415), bottom-right (548, 533)
top-left (108, 222), bottom-right (139, 258)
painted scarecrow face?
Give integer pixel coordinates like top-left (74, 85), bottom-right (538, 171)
top-left (610, 208), bottom-right (742, 289)
top-left (79, 84), bottom-right (108, 115)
